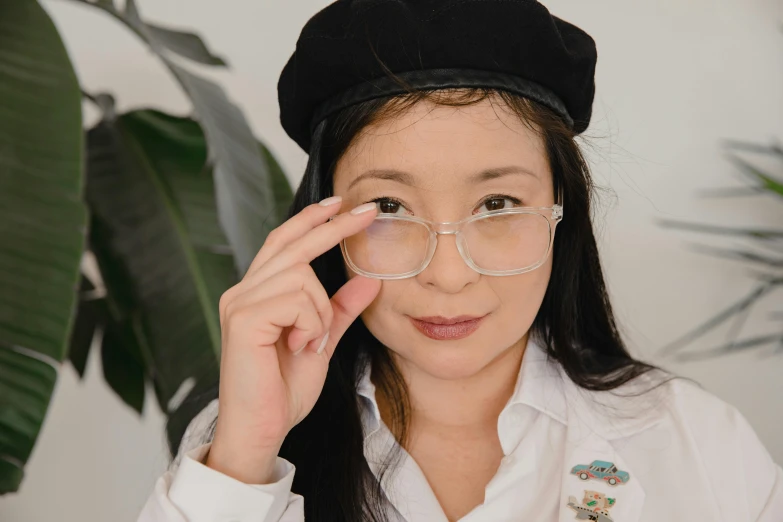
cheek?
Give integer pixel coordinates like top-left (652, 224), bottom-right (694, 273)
top-left (358, 279), bottom-right (410, 331)
top-left (489, 257), bottom-right (552, 310)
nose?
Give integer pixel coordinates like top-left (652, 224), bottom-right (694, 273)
top-left (415, 233), bottom-right (479, 292)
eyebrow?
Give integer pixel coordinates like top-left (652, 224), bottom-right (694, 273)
top-left (346, 165), bottom-right (540, 190)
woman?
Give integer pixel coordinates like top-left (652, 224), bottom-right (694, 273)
top-left (138, 1), bottom-right (783, 521)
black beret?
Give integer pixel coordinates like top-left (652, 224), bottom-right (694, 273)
top-left (278, 0), bottom-right (597, 152)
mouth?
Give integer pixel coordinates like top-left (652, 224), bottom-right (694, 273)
top-left (408, 314), bottom-right (488, 341)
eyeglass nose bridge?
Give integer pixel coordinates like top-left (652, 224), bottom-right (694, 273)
top-left (421, 221), bottom-right (473, 274)
top-left (429, 220), bottom-right (463, 235)
top-left (432, 223), bottom-right (460, 236)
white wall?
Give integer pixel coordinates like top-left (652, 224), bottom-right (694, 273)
top-left (2, 0), bottom-right (783, 520)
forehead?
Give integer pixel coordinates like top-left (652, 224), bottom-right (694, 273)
top-left (333, 97), bottom-right (550, 190)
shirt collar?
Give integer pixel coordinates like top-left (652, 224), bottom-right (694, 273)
top-left (355, 334), bottom-right (666, 442)
top-left (355, 335), bottom-right (566, 435)
top-left (519, 336), bottom-right (669, 440)
top-left (356, 356), bottom-right (382, 438)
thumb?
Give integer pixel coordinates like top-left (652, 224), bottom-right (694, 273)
top-left (322, 275), bottom-right (381, 358)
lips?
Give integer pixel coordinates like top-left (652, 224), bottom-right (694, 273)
top-left (409, 314), bottom-right (487, 340)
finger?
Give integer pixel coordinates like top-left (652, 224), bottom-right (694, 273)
top-left (318, 275), bottom-right (382, 359)
top-left (283, 295), bottom-right (325, 355)
top-left (244, 197), bottom-right (344, 279)
top-left (226, 290), bottom-right (324, 355)
top-left (254, 203), bottom-right (378, 282)
top-left (229, 263), bottom-right (334, 339)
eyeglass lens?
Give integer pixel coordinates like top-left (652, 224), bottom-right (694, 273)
top-left (343, 213), bottom-right (551, 276)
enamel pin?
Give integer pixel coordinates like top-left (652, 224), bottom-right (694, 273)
top-left (570, 460), bottom-right (630, 486)
top-left (567, 490), bottom-right (616, 522)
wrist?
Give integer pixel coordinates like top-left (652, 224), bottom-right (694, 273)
top-left (205, 436), bottom-right (284, 485)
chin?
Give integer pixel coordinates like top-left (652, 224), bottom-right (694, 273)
top-left (402, 339), bottom-right (496, 381)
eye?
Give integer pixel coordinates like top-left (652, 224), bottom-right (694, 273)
top-left (475, 195), bottom-right (522, 214)
top-left (368, 197), bottom-right (410, 215)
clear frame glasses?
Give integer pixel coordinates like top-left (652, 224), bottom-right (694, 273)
top-left (332, 203), bottom-right (564, 280)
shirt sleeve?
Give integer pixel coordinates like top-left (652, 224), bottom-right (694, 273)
top-left (756, 464), bottom-right (783, 522)
top-left (671, 380), bottom-right (783, 521)
top-left (730, 406), bottom-right (783, 522)
top-left (136, 441), bottom-right (305, 522)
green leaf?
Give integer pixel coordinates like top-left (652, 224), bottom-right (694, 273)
top-left (85, 109), bottom-right (237, 429)
top-left (146, 24), bottom-right (228, 67)
top-left (674, 334), bottom-right (783, 362)
top-left (123, 0), bottom-right (141, 24)
top-left (657, 220), bottom-right (783, 241)
top-left (722, 138), bottom-right (783, 159)
top-left (0, 0), bottom-right (85, 494)
top-left (67, 275), bottom-right (106, 379)
top-left (101, 312), bottom-right (146, 414)
top-left (85, 0), bottom-right (288, 275)
top-left (660, 280), bottom-right (779, 358)
top-left (685, 244), bottom-right (783, 268)
top-left (87, 212), bottom-right (156, 413)
top-left (122, 0), bottom-right (226, 66)
top-left (261, 142), bottom-right (294, 224)
top-left (168, 62), bottom-right (280, 275)
top-left (727, 154), bottom-right (783, 199)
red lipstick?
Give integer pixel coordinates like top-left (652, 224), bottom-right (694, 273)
top-left (409, 314), bottom-right (487, 340)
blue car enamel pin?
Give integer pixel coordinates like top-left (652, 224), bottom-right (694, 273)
top-left (570, 460), bottom-right (630, 486)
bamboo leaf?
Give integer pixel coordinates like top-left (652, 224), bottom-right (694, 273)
top-left (657, 220), bottom-right (783, 240)
top-left (726, 154), bottom-right (783, 198)
top-left (674, 334), bottom-right (783, 362)
top-left (695, 186), bottom-right (766, 198)
top-left (659, 281), bottom-right (778, 357)
top-left (722, 138), bottom-right (783, 159)
top-left (686, 244), bottom-right (783, 268)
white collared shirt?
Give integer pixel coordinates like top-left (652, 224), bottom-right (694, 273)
top-left (354, 337), bottom-right (567, 521)
top-left (138, 337), bottom-right (783, 522)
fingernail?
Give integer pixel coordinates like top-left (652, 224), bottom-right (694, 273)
top-left (318, 196), bottom-right (342, 207)
top-left (350, 202), bottom-right (377, 215)
top-left (293, 343), bottom-right (307, 356)
top-left (316, 332), bottom-right (330, 355)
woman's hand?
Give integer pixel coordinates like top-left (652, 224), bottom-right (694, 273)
top-left (205, 197), bottom-right (381, 484)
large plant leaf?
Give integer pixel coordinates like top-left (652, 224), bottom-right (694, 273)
top-left (145, 24), bottom-right (228, 67)
top-left (67, 265), bottom-right (147, 414)
top-left (69, 0), bottom-right (226, 67)
top-left (262, 142), bottom-right (294, 224)
top-left (85, 109), bottom-right (241, 446)
top-left (73, 0), bottom-right (283, 274)
top-left (0, 0), bottom-right (85, 494)
top-left (84, 213), bottom-right (149, 414)
top-left (67, 274), bottom-right (106, 379)
top-left (167, 63), bottom-right (279, 275)
top-left (100, 309), bottom-right (146, 414)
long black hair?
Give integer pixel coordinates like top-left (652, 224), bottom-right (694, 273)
top-left (186, 87), bottom-right (675, 521)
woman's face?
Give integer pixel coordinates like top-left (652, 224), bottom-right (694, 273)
top-left (332, 97), bottom-right (555, 380)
